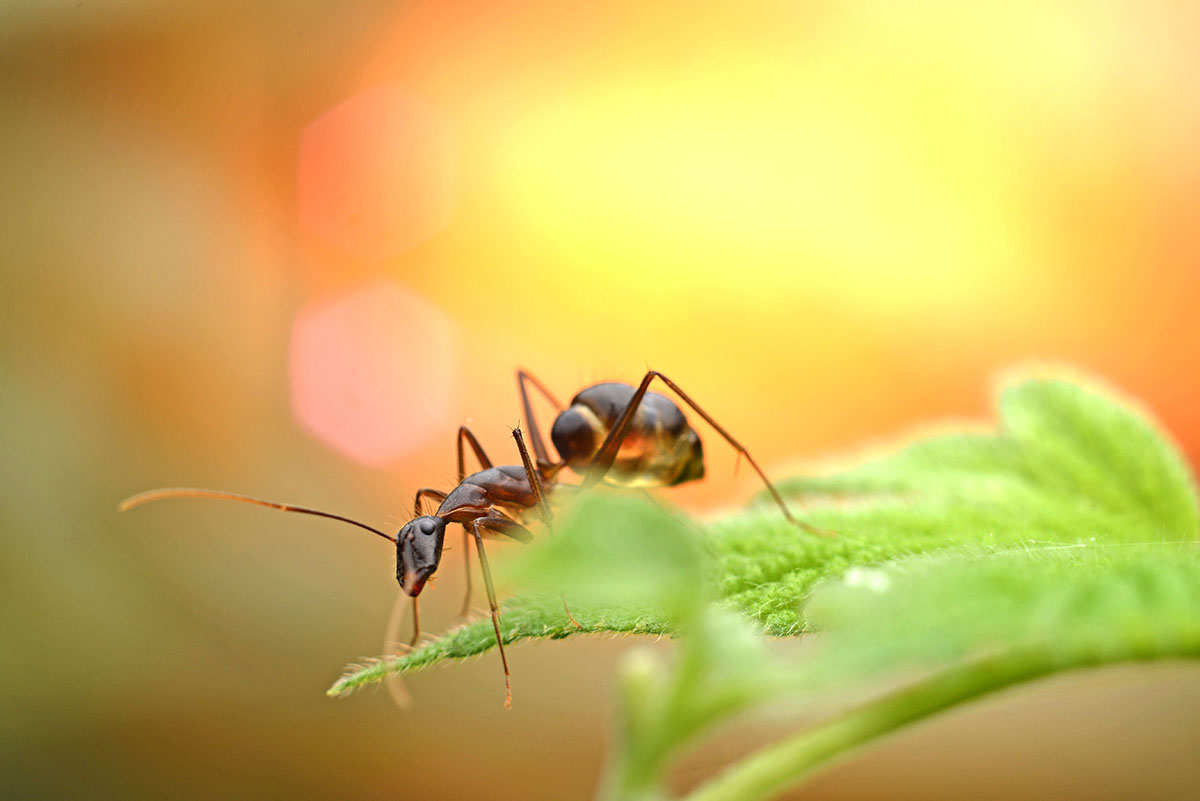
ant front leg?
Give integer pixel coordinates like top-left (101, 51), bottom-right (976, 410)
top-left (470, 516), bottom-right (534, 709)
top-left (454, 426), bottom-right (493, 616)
top-left (413, 486), bottom-right (474, 618)
top-left (381, 589), bottom-right (422, 662)
top-left (583, 371), bottom-right (830, 536)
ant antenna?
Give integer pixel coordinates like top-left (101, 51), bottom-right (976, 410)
top-left (119, 488), bottom-right (396, 544)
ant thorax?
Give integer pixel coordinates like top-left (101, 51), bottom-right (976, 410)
top-left (436, 464), bottom-right (545, 522)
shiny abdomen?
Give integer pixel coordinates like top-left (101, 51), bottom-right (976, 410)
top-left (551, 382), bottom-right (705, 488)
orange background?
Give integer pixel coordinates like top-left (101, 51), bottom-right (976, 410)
top-left (3, 1), bottom-right (1200, 799)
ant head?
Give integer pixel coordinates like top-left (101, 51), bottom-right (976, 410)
top-left (396, 515), bottom-right (447, 596)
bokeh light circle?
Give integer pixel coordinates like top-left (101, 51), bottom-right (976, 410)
top-left (289, 282), bottom-right (457, 465)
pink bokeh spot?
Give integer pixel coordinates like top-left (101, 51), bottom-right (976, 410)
top-left (289, 282), bottom-right (457, 465)
top-left (298, 86), bottom-right (457, 260)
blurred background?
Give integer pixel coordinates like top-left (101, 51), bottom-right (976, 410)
top-left (3, 1), bottom-right (1200, 798)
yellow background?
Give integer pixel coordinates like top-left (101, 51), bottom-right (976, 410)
top-left (3, 1), bottom-right (1199, 798)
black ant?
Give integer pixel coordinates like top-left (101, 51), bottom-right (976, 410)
top-left (121, 368), bottom-right (821, 707)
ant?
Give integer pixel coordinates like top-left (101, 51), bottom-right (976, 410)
top-left (514, 368), bottom-right (825, 535)
top-left (121, 425), bottom-right (554, 708)
top-left (121, 368), bottom-right (821, 707)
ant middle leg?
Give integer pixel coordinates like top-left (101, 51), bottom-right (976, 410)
top-left (583, 371), bottom-right (829, 536)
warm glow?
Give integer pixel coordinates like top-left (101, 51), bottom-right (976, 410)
top-left (10, 0), bottom-right (1200, 799)
top-left (298, 85), bottom-right (457, 261)
top-left (495, 68), bottom-right (1030, 314)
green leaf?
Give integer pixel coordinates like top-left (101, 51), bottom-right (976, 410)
top-left (805, 544), bottom-right (1200, 679)
top-left (775, 367), bottom-right (1198, 540)
top-left (329, 366), bottom-right (1199, 697)
top-left (686, 544), bottom-right (1200, 801)
top-left (509, 490), bottom-right (710, 621)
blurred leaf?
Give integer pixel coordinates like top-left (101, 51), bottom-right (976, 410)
top-left (602, 607), bottom-right (782, 801)
top-left (510, 491), bottom-right (709, 620)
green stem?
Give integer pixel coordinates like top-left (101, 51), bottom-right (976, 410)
top-left (683, 652), bottom-right (1063, 801)
top-left (599, 620), bottom-right (710, 801)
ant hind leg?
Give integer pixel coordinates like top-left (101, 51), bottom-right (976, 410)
top-left (583, 370), bottom-right (831, 536)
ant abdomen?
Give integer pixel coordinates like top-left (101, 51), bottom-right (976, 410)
top-left (552, 383), bottom-right (704, 487)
